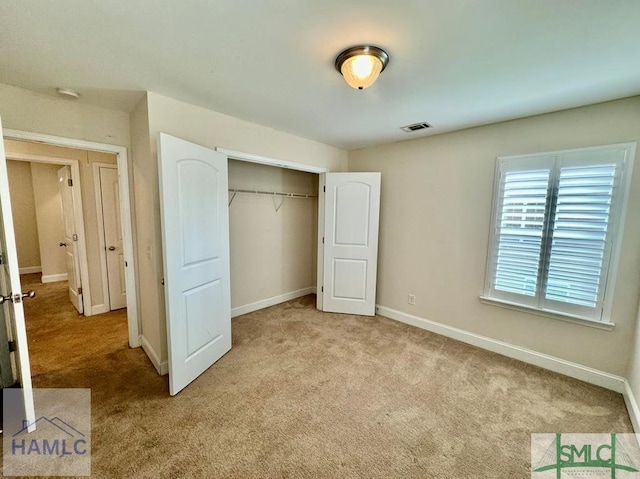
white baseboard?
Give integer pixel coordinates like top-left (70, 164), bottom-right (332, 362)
top-left (231, 287), bottom-right (315, 318)
top-left (141, 335), bottom-right (168, 376)
top-left (91, 304), bottom-right (109, 315)
top-left (41, 273), bottom-right (68, 283)
top-left (20, 266), bottom-right (42, 275)
top-left (376, 305), bottom-right (626, 393)
top-left (623, 380), bottom-right (640, 433)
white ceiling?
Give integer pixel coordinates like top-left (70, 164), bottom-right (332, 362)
top-left (1, 1), bottom-right (639, 150)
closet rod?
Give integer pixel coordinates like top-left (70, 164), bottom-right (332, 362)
top-left (228, 188), bottom-right (317, 199)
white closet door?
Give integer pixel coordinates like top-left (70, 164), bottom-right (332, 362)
top-left (321, 172), bottom-right (381, 316)
top-left (158, 133), bottom-right (232, 396)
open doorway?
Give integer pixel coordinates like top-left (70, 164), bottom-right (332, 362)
top-left (5, 142), bottom-right (126, 316)
top-left (219, 147), bottom-right (328, 319)
top-left (2, 130), bottom-right (138, 345)
top-left (3, 140), bottom-right (130, 377)
top-left (0, 132), bottom-right (139, 391)
top-left (227, 159), bottom-right (319, 317)
top-left (6, 159), bottom-right (88, 315)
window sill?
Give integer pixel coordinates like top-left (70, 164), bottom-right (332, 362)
top-left (479, 296), bottom-right (615, 331)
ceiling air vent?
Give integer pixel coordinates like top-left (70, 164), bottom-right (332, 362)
top-left (400, 122), bottom-right (432, 132)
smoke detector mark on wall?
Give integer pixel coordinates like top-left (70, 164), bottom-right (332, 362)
top-left (400, 122), bottom-right (432, 132)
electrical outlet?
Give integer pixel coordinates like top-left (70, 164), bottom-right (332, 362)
top-left (408, 294), bottom-right (416, 305)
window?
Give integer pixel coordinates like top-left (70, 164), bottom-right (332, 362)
top-left (483, 143), bottom-right (635, 324)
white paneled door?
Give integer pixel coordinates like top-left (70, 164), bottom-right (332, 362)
top-left (99, 167), bottom-right (127, 310)
top-left (58, 166), bottom-right (83, 314)
top-left (158, 133), bottom-right (232, 396)
top-left (321, 172), bottom-right (381, 316)
top-left (0, 116), bottom-right (36, 430)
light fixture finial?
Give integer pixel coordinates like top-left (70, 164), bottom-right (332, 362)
top-left (335, 45), bottom-right (389, 90)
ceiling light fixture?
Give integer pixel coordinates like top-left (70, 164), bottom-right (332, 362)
top-left (335, 45), bottom-right (389, 90)
top-left (56, 87), bottom-right (80, 99)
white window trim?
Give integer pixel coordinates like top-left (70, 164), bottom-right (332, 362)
top-left (482, 141), bottom-right (636, 327)
top-left (479, 296), bottom-right (615, 331)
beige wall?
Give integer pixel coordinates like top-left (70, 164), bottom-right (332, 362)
top-left (6, 161), bottom-right (41, 270)
top-left (630, 307), bottom-right (640, 410)
top-left (130, 95), bottom-right (160, 355)
top-left (229, 160), bottom-right (318, 308)
top-left (146, 92), bottom-right (347, 173)
top-left (4, 139), bottom-right (118, 310)
top-left (348, 96), bottom-right (640, 377)
top-left (31, 163), bottom-right (66, 279)
top-left (132, 92), bottom-right (347, 365)
top-left (0, 83), bottom-right (130, 147)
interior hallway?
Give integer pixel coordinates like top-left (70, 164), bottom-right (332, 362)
top-left (21, 274), bottom-right (135, 380)
top-left (13, 276), bottom-right (634, 477)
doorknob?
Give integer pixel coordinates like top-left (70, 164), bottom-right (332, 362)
top-left (108, 246), bottom-right (116, 251)
top-left (22, 291), bottom-right (36, 300)
top-left (0, 291), bottom-right (35, 304)
top-left (59, 242), bottom-right (67, 247)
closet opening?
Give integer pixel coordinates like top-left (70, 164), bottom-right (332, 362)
top-left (227, 158), bottom-right (321, 317)
top-left (220, 148), bottom-right (329, 317)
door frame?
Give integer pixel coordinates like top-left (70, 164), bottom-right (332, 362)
top-left (92, 162), bottom-right (118, 312)
top-left (7, 153), bottom-right (92, 315)
top-left (3, 129), bottom-right (140, 348)
top-left (317, 174), bottom-right (326, 308)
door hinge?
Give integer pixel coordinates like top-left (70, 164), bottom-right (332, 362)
top-left (78, 287), bottom-right (83, 295)
top-left (323, 186), bottom-right (326, 192)
top-left (322, 237), bottom-right (324, 244)
top-left (72, 234), bottom-right (78, 241)
top-left (321, 286), bottom-right (324, 293)
top-left (68, 178), bottom-right (73, 187)
top-left (8, 340), bottom-right (15, 352)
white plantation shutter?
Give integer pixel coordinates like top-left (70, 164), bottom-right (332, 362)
top-left (485, 144), bottom-right (633, 323)
top-left (543, 164), bottom-right (616, 312)
top-left (487, 155), bottom-right (555, 308)
top-left (494, 169), bottom-right (550, 300)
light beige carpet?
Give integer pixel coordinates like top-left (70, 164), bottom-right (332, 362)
top-left (5, 275), bottom-right (633, 478)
